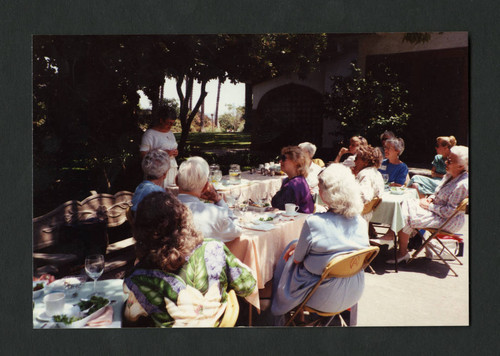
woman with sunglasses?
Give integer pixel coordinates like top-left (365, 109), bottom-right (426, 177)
top-left (408, 136), bottom-right (457, 198)
top-left (271, 146), bottom-right (315, 214)
top-left (139, 105), bottom-right (179, 187)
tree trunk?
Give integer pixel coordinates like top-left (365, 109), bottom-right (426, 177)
top-left (200, 100), bottom-right (205, 132)
top-left (215, 79), bottom-right (221, 128)
top-left (177, 78), bottom-right (208, 157)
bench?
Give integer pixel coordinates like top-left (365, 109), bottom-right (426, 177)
top-left (33, 191), bottom-right (136, 279)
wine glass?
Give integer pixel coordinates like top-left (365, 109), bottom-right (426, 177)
top-left (230, 188), bottom-right (241, 207)
top-left (85, 254), bottom-right (105, 297)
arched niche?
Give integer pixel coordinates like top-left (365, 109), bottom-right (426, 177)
top-left (252, 83), bottom-right (324, 151)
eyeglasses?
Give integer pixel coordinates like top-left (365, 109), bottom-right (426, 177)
top-left (280, 154), bottom-right (288, 162)
top-left (445, 157), bottom-right (456, 164)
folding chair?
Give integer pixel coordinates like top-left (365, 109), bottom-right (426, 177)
top-left (407, 198), bottom-right (468, 277)
top-left (362, 197), bottom-right (382, 273)
top-left (219, 290), bottom-right (239, 327)
top-left (285, 246), bottom-right (379, 326)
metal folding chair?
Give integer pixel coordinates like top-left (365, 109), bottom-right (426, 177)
top-left (407, 198), bottom-right (468, 277)
top-left (362, 197), bottom-right (382, 273)
top-left (285, 246), bottom-right (379, 326)
top-left (219, 290), bottom-right (240, 327)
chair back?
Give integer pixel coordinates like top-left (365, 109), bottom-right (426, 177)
top-left (323, 246), bottom-right (380, 279)
top-left (312, 158), bottom-right (325, 168)
top-left (219, 290), bottom-right (239, 327)
top-left (362, 196), bottom-right (382, 215)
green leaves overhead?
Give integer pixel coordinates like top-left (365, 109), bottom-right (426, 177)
top-left (324, 62), bottom-right (411, 141)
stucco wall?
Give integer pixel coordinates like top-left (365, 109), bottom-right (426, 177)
top-left (358, 32), bottom-right (468, 70)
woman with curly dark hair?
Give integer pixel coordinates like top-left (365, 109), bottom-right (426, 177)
top-left (352, 145), bottom-right (385, 222)
top-left (122, 190), bottom-right (256, 327)
top-left (271, 146), bottom-right (315, 214)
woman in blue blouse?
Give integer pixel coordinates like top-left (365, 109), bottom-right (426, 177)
top-left (378, 137), bottom-right (408, 186)
top-left (271, 146), bottom-right (315, 214)
top-left (270, 164), bottom-right (370, 325)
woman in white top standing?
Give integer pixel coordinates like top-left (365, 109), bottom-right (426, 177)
top-left (140, 106), bottom-right (179, 188)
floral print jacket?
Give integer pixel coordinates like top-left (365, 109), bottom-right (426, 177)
top-left (123, 239), bottom-right (256, 327)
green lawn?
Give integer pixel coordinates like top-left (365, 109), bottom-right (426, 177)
top-left (173, 132), bottom-right (251, 149)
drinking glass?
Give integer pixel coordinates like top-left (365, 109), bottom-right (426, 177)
top-left (230, 188), bottom-right (241, 209)
top-left (85, 254), bottom-right (105, 296)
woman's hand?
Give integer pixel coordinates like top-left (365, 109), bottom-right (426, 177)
top-left (200, 182), bottom-right (222, 203)
top-left (283, 243), bottom-right (297, 262)
top-left (167, 149), bottom-right (178, 157)
top-left (419, 197), bottom-right (433, 209)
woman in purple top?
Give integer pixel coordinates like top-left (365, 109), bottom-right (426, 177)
top-left (271, 146), bottom-right (315, 214)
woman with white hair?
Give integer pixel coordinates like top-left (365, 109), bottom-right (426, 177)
top-left (378, 137), bottom-right (408, 186)
top-left (271, 164), bottom-right (370, 324)
top-left (176, 156), bottom-right (241, 242)
top-left (298, 142), bottom-right (323, 196)
top-left (386, 145), bottom-right (469, 264)
top-left (131, 149), bottom-right (170, 212)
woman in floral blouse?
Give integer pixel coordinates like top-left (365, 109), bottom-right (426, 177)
top-left (385, 145), bottom-right (468, 264)
top-left (122, 190), bottom-right (256, 327)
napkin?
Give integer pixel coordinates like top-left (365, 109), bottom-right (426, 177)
top-left (86, 306), bottom-right (114, 327)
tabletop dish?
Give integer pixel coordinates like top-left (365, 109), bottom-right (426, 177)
top-left (52, 296), bottom-right (111, 328)
top-left (390, 187), bottom-right (407, 195)
top-left (45, 276), bottom-right (87, 297)
top-left (33, 280), bottom-right (48, 299)
top-left (282, 211), bottom-right (299, 217)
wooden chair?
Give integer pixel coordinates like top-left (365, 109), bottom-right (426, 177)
top-left (285, 246), bottom-right (379, 326)
top-left (407, 198), bottom-right (468, 276)
top-left (219, 290), bottom-right (240, 327)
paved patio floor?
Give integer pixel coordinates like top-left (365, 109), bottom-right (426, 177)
top-left (239, 215), bottom-right (469, 327)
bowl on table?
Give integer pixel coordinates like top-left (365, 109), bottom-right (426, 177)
top-left (33, 280), bottom-right (48, 299)
top-left (45, 275), bottom-right (87, 298)
top-left (390, 186), bottom-right (407, 195)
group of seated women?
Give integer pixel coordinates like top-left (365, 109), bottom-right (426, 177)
top-left (125, 129), bottom-right (468, 326)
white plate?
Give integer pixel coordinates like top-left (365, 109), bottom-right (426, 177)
top-left (36, 303), bottom-right (74, 322)
top-left (282, 212), bottom-right (299, 217)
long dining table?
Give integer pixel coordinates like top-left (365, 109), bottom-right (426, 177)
top-left (225, 210), bottom-right (308, 311)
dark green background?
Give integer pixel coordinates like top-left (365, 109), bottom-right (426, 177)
top-left (1, 0), bottom-right (496, 354)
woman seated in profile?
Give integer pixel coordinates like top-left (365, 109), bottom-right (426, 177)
top-left (130, 149), bottom-right (170, 213)
top-left (385, 146), bottom-right (468, 264)
top-left (408, 135), bottom-right (456, 198)
top-left (271, 146), bottom-right (315, 214)
top-left (122, 190), bottom-right (256, 327)
top-left (270, 164), bottom-right (370, 325)
top-left (352, 145), bottom-right (385, 222)
top-left (378, 137), bottom-right (408, 186)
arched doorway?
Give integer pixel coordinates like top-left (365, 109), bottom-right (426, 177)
top-left (252, 83), bottom-right (324, 152)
